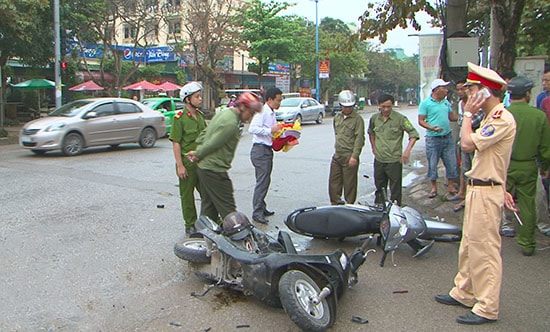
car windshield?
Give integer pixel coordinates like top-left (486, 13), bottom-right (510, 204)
top-left (141, 99), bottom-right (159, 108)
top-left (280, 98), bottom-right (303, 107)
top-left (49, 100), bottom-right (94, 117)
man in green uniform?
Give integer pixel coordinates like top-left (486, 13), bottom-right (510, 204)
top-left (187, 92), bottom-right (262, 223)
top-left (329, 90), bottom-right (365, 205)
top-left (435, 62), bottom-right (517, 325)
top-left (500, 76), bottom-right (550, 256)
top-left (169, 82), bottom-right (207, 235)
top-left (368, 93), bottom-right (419, 205)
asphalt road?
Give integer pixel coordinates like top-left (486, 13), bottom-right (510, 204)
top-left (0, 107), bottom-right (548, 331)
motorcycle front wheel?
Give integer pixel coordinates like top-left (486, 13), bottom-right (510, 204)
top-left (278, 270), bottom-right (332, 332)
top-left (174, 239), bottom-right (211, 264)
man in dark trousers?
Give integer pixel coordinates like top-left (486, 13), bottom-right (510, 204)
top-left (368, 93), bottom-right (418, 205)
top-left (499, 76), bottom-right (550, 255)
top-left (248, 87), bottom-right (283, 224)
top-left (187, 92), bottom-right (262, 223)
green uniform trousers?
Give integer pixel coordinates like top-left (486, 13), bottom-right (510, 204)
top-left (373, 159), bottom-right (403, 206)
top-left (507, 160), bottom-right (538, 252)
top-left (177, 161), bottom-right (200, 228)
top-left (196, 167), bottom-right (236, 223)
top-left (328, 154), bottom-right (359, 205)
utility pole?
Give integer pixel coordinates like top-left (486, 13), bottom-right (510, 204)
top-left (54, 0), bottom-right (62, 108)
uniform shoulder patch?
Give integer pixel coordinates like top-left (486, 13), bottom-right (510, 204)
top-left (480, 124), bottom-right (495, 137)
top-left (403, 117), bottom-right (413, 129)
top-left (174, 110), bottom-right (184, 119)
top-left (492, 109), bottom-right (503, 119)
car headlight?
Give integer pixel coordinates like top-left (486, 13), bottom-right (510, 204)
top-left (44, 123), bottom-right (66, 132)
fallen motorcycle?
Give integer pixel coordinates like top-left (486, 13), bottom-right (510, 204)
top-left (174, 211), bottom-right (376, 331)
top-left (284, 201), bottom-right (462, 260)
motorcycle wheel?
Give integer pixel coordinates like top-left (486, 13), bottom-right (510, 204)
top-left (174, 239), bottom-right (211, 264)
top-left (278, 270), bottom-right (332, 332)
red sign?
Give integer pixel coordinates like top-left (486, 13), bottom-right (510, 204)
top-left (319, 60), bottom-right (330, 78)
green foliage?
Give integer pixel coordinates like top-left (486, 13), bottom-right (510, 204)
top-left (517, 0), bottom-right (550, 57)
top-left (358, 0), bottom-right (438, 43)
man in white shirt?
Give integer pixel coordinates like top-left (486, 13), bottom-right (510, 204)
top-left (249, 87), bottom-right (283, 224)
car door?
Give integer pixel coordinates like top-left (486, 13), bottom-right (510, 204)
top-left (114, 101), bottom-right (144, 141)
top-left (82, 102), bottom-right (120, 145)
top-left (302, 99), bottom-right (313, 121)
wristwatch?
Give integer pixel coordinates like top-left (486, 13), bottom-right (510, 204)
top-left (463, 111), bottom-right (473, 118)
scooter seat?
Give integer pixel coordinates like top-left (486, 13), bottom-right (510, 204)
top-left (285, 205), bottom-right (383, 238)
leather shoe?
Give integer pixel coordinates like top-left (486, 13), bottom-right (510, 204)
top-left (185, 226), bottom-right (199, 237)
top-left (263, 209), bottom-right (275, 217)
top-left (456, 311), bottom-right (496, 325)
top-left (253, 216), bottom-right (269, 224)
top-left (435, 294), bottom-right (471, 308)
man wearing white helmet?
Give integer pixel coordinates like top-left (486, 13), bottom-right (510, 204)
top-left (169, 81), bottom-right (207, 236)
top-left (328, 90), bottom-right (365, 205)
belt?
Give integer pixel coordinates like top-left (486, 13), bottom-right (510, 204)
top-left (432, 132), bottom-right (451, 139)
top-left (253, 142), bottom-right (271, 148)
top-left (468, 179), bottom-right (501, 186)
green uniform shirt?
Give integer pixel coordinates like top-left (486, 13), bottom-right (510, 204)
top-left (195, 108), bottom-right (241, 172)
top-left (168, 107), bottom-right (207, 153)
top-left (368, 111), bottom-right (419, 163)
top-left (333, 110), bottom-right (365, 159)
top-left (508, 101), bottom-right (550, 171)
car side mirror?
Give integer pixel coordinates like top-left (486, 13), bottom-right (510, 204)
top-left (84, 111), bottom-right (97, 119)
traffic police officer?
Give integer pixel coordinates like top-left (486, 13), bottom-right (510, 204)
top-left (501, 76), bottom-right (550, 255)
top-left (435, 62), bottom-right (517, 325)
top-left (169, 82), bottom-right (207, 235)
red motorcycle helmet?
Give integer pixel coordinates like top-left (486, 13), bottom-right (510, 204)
top-left (236, 92), bottom-right (262, 113)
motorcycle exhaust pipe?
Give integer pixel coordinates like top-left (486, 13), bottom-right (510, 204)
top-left (312, 287), bottom-right (332, 305)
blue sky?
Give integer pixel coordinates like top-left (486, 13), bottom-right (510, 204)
top-left (280, 0), bottom-right (441, 56)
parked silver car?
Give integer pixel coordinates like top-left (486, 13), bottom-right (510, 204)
top-left (19, 98), bottom-right (165, 156)
top-left (275, 97), bottom-right (325, 124)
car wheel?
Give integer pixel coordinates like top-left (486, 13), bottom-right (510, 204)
top-left (31, 149), bottom-right (46, 155)
top-left (316, 113), bottom-right (323, 124)
top-left (62, 132), bottom-right (84, 156)
top-left (139, 127), bottom-right (157, 148)
top-left (295, 114), bottom-right (302, 124)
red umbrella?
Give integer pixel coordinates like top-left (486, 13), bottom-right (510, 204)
top-left (69, 80), bottom-right (104, 91)
top-left (122, 80), bottom-right (160, 91)
top-left (157, 81), bottom-right (182, 91)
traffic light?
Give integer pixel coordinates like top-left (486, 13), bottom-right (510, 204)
top-left (61, 61), bottom-right (68, 74)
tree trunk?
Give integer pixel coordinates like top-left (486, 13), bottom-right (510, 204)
top-left (489, 0), bottom-right (526, 74)
top-left (446, 0), bottom-right (467, 35)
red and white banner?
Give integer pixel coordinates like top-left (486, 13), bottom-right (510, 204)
top-left (419, 34), bottom-right (443, 101)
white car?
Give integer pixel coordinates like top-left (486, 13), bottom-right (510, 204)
top-left (275, 97), bottom-right (325, 124)
top-left (19, 98), bottom-right (165, 156)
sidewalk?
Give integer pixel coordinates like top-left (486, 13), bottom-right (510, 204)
top-left (0, 125), bottom-right (22, 145)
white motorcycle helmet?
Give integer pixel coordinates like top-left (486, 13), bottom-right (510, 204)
top-left (338, 90), bottom-right (356, 107)
top-left (180, 81), bottom-right (203, 102)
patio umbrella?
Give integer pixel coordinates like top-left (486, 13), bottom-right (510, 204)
top-left (157, 81), bottom-right (181, 92)
top-left (12, 78), bottom-right (57, 110)
top-left (69, 80), bottom-right (104, 91)
top-left (122, 80), bottom-right (160, 100)
top-left (122, 80), bottom-right (160, 91)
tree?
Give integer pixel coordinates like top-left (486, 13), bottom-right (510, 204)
top-left (517, 0), bottom-right (550, 57)
top-left (175, 0), bottom-right (241, 110)
top-left (357, 0), bottom-right (528, 74)
top-left (241, 0), bottom-right (299, 86)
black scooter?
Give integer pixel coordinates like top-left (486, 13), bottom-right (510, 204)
top-left (284, 200), bottom-right (462, 259)
top-left (174, 213), bottom-right (376, 331)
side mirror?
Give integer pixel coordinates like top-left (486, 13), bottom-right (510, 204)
top-left (84, 111), bottom-right (97, 119)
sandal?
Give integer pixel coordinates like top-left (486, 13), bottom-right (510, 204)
top-left (428, 191), bottom-right (438, 198)
top-left (453, 201), bottom-right (465, 212)
top-left (447, 194), bottom-right (463, 201)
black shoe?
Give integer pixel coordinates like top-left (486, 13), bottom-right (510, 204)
top-left (253, 216), bottom-right (269, 224)
top-left (185, 226), bottom-right (199, 237)
top-left (522, 248), bottom-right (534, 256)
top-left (456, 311), bottom-right (496, 325)
top-left (263, 209), bottom-right (275, 217)
top-left (435, 294), bottom-right (471, 308)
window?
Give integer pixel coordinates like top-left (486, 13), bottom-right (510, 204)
top-left (117, 102), bottom-right (141, 114)
top-left (93, 103), bottom-right (115, 117)
top-left (169, 21), bottom-right (181, 34)
top-left (124, 25), bottom-right (137, 39)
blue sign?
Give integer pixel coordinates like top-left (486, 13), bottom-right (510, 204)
top-left (268, 62), bottom-right (290, 74)
top-left (68, 42), bottom-right (178, 63)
